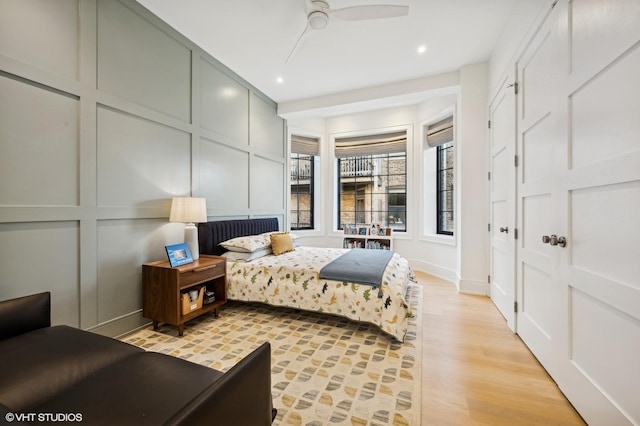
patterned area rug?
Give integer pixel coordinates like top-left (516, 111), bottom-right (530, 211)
top-left (123, 283), bottom-right (423, 425)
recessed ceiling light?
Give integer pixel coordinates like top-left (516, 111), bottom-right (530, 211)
top-left (417, 45), bottom-right (427, 54)
top-left (276, 77), bottom-right (284, 84)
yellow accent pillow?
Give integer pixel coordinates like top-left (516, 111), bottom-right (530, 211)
top-left (270, 232), bottom-right (294, 256)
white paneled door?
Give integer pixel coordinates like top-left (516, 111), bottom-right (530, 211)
top-left (516, 2), bottom-right (564, 379)
top-left (556, 0), bottom-right (640, 423)
top-left (514, 1), bottom-right (640, 424)
top-left (488, 72), bottom-right (516, 331)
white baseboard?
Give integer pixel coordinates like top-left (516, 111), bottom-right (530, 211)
top-left (457, 278), bottom-right (489, 296)
top-left (409, 260), bottom-right (489, 296)
top-left (409, 259), bottom-right (457, 283)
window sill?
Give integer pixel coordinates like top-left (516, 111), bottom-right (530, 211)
top-left (332, 230), bottom-right (408, 238)
top-left (291, 229), bottom-right (324, 237)
top-left (421, 233), bottom-right (456, 246)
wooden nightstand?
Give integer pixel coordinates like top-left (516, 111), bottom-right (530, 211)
top-left (142, 255), bottom-right (227, 336)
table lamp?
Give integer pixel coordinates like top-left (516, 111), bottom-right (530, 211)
top-left (169, 197), bottom-right (207, 260)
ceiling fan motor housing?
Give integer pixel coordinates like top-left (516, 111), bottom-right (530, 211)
top-left (308, 10), bottom-right (329, 29)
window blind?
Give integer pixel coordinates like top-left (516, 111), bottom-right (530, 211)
top-left (291, 135), bottom-right (320, 156)
top-left (334, 131), bottom-right (406, 158)
top-left (426, 116), bottom-right (454, 147)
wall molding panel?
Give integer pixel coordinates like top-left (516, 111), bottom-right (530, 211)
top-left (0, 0), bottom-right (285, 336)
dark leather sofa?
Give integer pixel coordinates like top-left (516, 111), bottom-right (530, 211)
top-left (0, 292), bottom-right (275, 425)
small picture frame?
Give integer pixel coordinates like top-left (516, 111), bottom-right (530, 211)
top-left (165, 243), bottom-right (193, 267)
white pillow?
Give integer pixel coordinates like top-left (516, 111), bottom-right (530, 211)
top-left (220, 231), bottom-right (299, 253)
top-left (260, 231), bottom-right (300, 240)
top-left (222, 247), bottom-right (272, 262)
top-left (219, 235), bottom-right (270, 253)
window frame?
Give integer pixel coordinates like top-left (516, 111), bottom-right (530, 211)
top-left (336, 151), bottom-right (407, 232)
top-left (290, 152), bottom-right (315, 231)
top-left (436, 142), bottom-right (454, 236)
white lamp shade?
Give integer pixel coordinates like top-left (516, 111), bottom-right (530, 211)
top-left (169, 197), bottom-right (207, 261)
top-left (169, 197), bottom-right (207, 224)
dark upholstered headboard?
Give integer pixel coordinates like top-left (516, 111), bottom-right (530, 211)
top-left (198, 218), bottom-right (280, 256)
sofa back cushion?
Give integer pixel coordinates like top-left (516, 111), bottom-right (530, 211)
top-left (0, 292), bottom-right (50, 341)
top-left (0, 325), bottom-right (142, 411)
top-left (30, 352), bottom-right (223, 425)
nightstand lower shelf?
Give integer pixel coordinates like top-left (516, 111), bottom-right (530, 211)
top-left (152, 299), bottom-right (225, 335)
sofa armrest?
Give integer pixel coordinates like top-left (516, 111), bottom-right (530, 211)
top-left (0, 292), bottom-right (51, 341)
top-left (165, 342), bottom-right (275, 426)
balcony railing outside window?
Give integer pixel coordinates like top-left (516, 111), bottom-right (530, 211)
top-left (339, 158), bottom-right (375, 177)
top-left (290, 160), bottom-right (312, 180)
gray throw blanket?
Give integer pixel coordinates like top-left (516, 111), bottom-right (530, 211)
top-left (319, 248), bottom-right (394, 297)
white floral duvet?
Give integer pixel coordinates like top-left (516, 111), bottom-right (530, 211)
top-left (226, 246), bottom-right (415, 341)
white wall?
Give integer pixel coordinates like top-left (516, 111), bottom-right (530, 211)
top-left (456, 63), bottom-right (490, 294)
top-left (417, 95), bottom-right (458, 280)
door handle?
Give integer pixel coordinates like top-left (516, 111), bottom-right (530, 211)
top-left (557, 236), bottom-right (567, 247)
top-left (500, 227), bottom-right (509, 233)
top-left (542, 234), bottom-right (567, 247)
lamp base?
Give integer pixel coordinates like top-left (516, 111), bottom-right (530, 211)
top-left (184, 223), bottom-right (199, 260)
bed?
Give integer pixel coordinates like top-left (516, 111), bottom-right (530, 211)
top-left (198, 218), bottom-right (414, 342)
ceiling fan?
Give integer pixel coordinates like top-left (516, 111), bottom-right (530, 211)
top-left (285, 0), bottom-right (410, 63)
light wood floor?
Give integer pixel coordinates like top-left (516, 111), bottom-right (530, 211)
top-left (416, 271), bottom-right (586, 425)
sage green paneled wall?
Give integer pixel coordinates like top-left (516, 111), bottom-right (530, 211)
top-left (0, 0), bottom-right (285, 337)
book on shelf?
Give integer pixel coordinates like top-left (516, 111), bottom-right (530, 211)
top-left (343, 238), bottom-right (365, 249)
top-left (365, 240), bottom-right (391, 250)
top-left (342, 224), bottom-right (392, 236)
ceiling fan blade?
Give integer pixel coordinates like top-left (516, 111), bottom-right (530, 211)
top-left (330, 5), bottom-right (409, 21)
top-left (285, 22), bottom-right (311, 64)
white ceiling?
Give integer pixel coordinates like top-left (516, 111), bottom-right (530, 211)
top-left (136, 0), bottom-right (514, 116)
